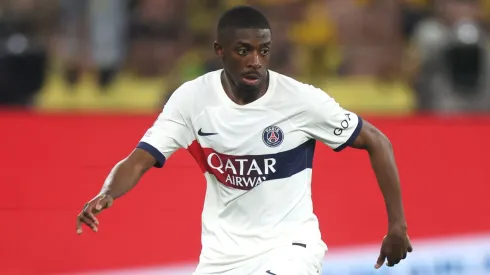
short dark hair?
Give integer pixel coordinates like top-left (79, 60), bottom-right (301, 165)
top-left (217, 6), bottom-right (270, 35)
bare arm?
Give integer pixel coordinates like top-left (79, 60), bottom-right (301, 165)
top-left (350, 120), bottom-right (406, 229)
top-left (100, 148), bottom-right (157, 199)
top-left (76, 82), bottom-right (193, 235)
top-left (76, 149), bottom-right (157, 234)
top-left (349, 119), bottom-right (412, 268)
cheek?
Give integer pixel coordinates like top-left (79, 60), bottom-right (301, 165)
top-left (225, 56), bottom-right (244, 71)
top-left (261, 55), bottom-right (270, 65)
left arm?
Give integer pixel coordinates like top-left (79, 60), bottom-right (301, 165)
top-left (350, 120), bottom-right (407, 231)
top-left (299, 84), bottom-right (412, 269)
top-left (350, 121), bottom-right (413, 269)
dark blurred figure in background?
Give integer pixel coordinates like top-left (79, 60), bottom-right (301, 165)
top-left (328, 0), bottom-right (403, 80)
top-left (0, 0), bottom-right (48, 106)
top-left (59, 0), bottom-right (129, 91)
top-left (128, 0), bottom-right (187, 77)
top-left (1, 0), bottom-right (490, 114)
top-left (410, 0), bottom-right (490, 113)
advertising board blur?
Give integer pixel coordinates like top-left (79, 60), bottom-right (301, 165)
top-left (81, 234), bottom-right (490, 275)
top-left (0, 112), bottom-right (488, 275)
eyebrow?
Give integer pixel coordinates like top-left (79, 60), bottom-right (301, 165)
top-left (236, 41), bottom-right (272, 47)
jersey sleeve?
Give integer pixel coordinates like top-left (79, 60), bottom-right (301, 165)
top-left (136, 85), bottom-right (194, 168)
top-left (300, 85), bottom-right (363, 152)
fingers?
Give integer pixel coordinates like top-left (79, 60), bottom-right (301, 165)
top-left (386, 241), bottom-right (407, 267)
top-left (83, 208), bottom-right (99, 230)
top-left (376, 234), bottom-right (413, 269)
top-left (77, 214), bottom-right (95, 234)
top-left (375, 235), bottom-right (387, 269)
top-left (386, 252), bottom-right (401, 267)
top-left (374, 251), bottom-right (386, 269)
top-left (406, 236), bottom-right (413, 253)
top-left (76, 216), bottom-right (83, 234)
top-left (76, 200), bottom-right (105, 234)
top-left (80, 213), bottom-right (98, 232)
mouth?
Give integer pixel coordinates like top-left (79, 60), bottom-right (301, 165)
top-left (241, 73), bottom-right (260, 85)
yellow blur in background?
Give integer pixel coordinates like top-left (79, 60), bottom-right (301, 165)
top-left (35, 72), bottom-right (415, 115)
top-left (3, 0), bottom-right (490, 115)
top-left (30, 0), bottom-right (417, 115)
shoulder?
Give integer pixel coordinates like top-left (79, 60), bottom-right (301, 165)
top-left (167, 69), bottom-right (221, 108)
top-left (172, 70), bottom-right (220, 97)
top-left (272, 71), bottom-right (333, 105)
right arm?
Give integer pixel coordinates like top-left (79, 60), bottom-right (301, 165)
top-left (76, 83), bottom-right (194, 234)
top-left (99, 148), bottom-right (156, 200)
top-left (75, 149), bottom-right (156, 234)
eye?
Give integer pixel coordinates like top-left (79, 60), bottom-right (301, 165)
top-left (237, 48), bottom-right (248, 56)
top-left (260, 48), bottom-right (270, 56)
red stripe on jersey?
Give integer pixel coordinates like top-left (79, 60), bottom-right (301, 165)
top-left (187, 140), bottom-right (252, 190)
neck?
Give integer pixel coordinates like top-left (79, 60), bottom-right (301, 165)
top-left (221, 70), bottom-right (268, 105)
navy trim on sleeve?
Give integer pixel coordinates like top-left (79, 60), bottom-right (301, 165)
top-left (334, 116), bottom-right (363, 152)
top-left (136, 142), bottom-right (166, 168)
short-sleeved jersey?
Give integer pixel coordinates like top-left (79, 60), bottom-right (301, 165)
top-left (137, 69), bottom-right (363, 273)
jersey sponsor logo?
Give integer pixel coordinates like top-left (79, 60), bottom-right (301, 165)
top-left (187, 140), bottom-right (315, 191)
top-left (206, 152), bottom-right (276, 190)
top-left (262, 126), bottom-right (284, 147)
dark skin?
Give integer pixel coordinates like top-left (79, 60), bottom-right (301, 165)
top-left (215, 28), bottom-right (271, 105)
top-left (76, 28), bottom-right (412, 269)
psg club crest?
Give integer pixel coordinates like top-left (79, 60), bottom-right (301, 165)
top-left (262, 126), bottom-right (284, 147)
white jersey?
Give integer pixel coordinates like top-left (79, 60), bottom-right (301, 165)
top-left (137, 69), bottom-right (362, 273)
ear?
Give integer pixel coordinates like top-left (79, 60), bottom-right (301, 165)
top-left (214, 42), bottom-right (223, 57)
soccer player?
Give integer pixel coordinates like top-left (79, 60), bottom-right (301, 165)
top-left (76, 6), bottom-right (412, 275)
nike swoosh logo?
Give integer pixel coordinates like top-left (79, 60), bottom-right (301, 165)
top-left (266, 271), bottom-right (277, 275)
top-left (198, 128), bottom-right (218, 136)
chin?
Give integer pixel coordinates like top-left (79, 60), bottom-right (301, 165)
top-left (237, 82), bottom-right (260, 92)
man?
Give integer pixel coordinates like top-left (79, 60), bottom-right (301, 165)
top-left (76, 6), bottom-right (412, 275)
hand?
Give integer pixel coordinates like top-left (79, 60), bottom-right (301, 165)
top-left (375, 225), bottom-right (413, 269)
top-left (76, 193), bottom-right (114, 234)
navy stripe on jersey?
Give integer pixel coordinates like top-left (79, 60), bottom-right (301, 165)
top-left (334, 116), bottom-right (363, 152)
top-left (188, 139), bottom-right (316, 190)
top-left (136, 141), bottom-right (166, 168)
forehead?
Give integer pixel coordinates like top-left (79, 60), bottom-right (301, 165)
top-left (226, 29), bottom-right (272, 45)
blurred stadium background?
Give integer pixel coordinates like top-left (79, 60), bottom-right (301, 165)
top-left (0, 0), bottom-right (489, 274)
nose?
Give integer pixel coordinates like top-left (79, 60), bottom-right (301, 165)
top-left (248, 52), bottom-right (262, 69)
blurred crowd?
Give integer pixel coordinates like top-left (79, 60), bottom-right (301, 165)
top-left (0, 0), bottom-right (489, 113)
